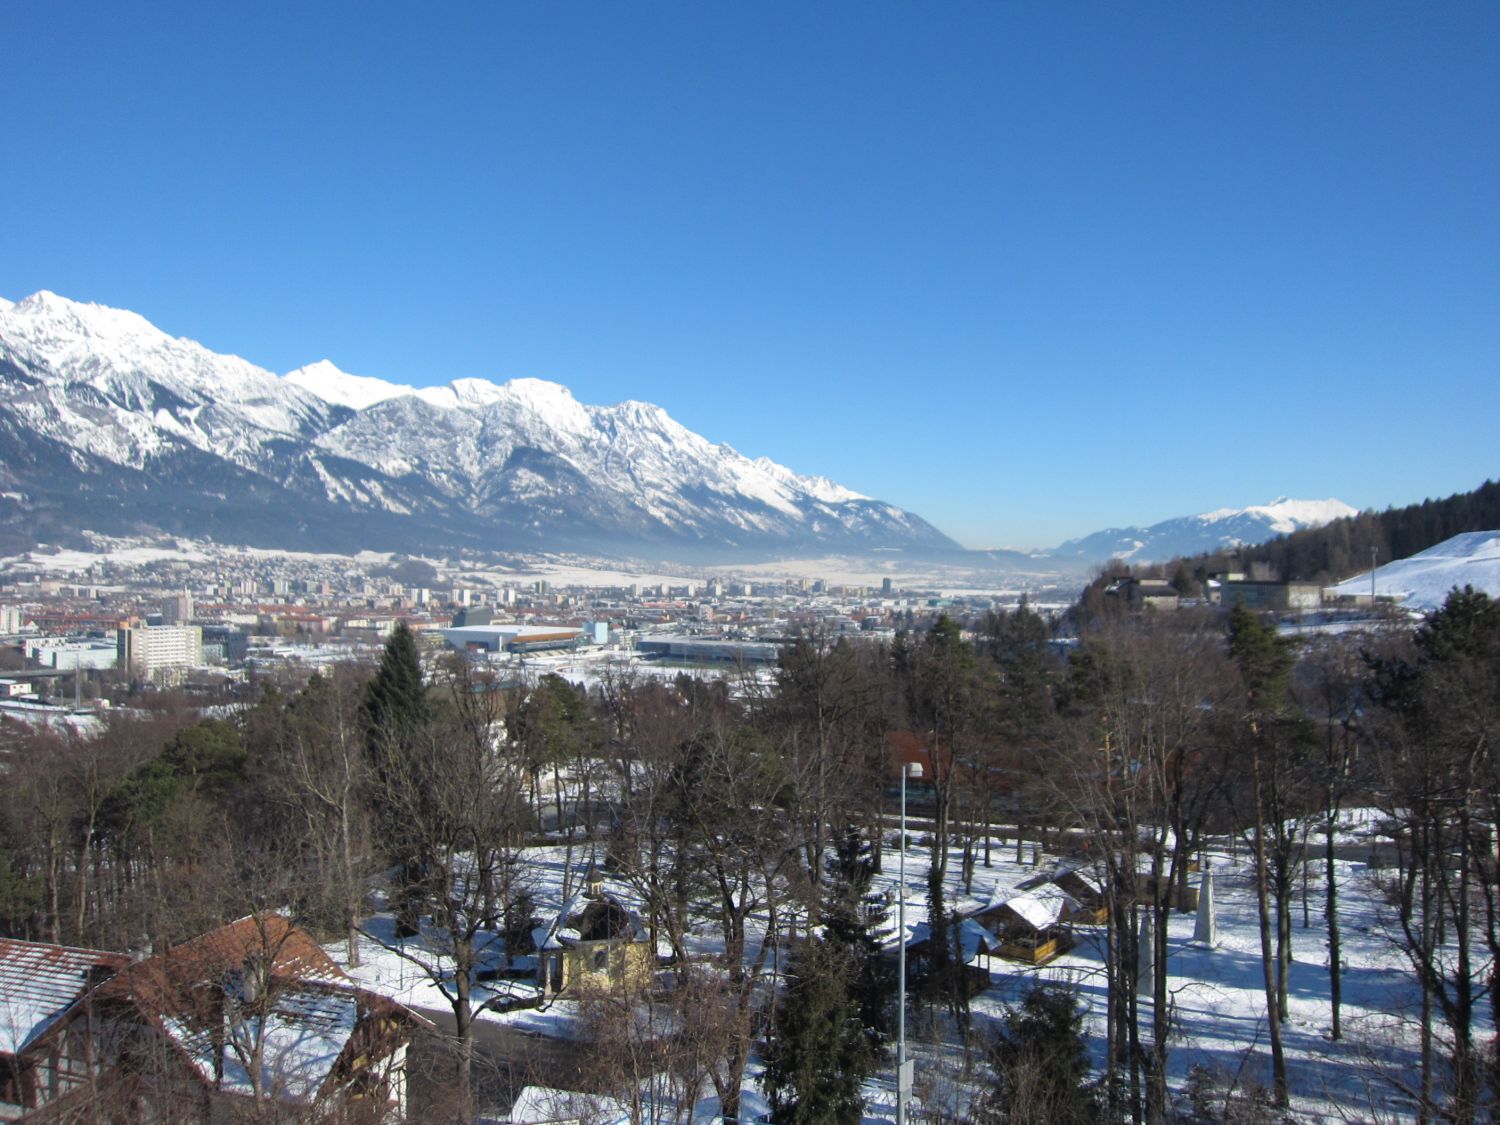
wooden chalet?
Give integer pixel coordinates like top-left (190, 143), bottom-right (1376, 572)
top-left (0, 916), bottom-right (427, 1123)
top-left (969, 885), bottom-right (1080, 965)
top-left (901, 917), bottom-right (1000, 998)
top-left (1053, 869), bottom-right (1108, 924)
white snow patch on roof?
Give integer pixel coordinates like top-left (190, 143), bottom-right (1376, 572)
top-left (510, 1085), bottom-right (632, 1125)
top-left (165, 982), bottom-right (359, 1104)
top-left (907, 917), bottom-right (1000, 964)
top-left (984, 884), bottom-right (1080, 930)
top-left (0, 940), bottom-right (124, 1054)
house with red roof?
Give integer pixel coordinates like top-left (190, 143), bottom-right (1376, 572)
top-left (0, 916), bottom-right (427, 1122)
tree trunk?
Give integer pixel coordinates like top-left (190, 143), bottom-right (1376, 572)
top-left (1452, 799), bottom-right (1477, 1125)
top-left (1253, 748), bottom-right (1289, 1107)
top-left (453, 960), bottom-right (475, 1123)
top-left (1419, 834), bottom-right (1433, 1125)
top-left (342, 811), bottom-right (361, 967)
top-left (1325, 815), bottom-right (1342, 1039)
top-left (1150, 893), bottom-right (1170, 1124)
top-left (1126, 903), bottom-right (1143, 1125)
top-left (1276, 871), bottom-right (1292, 1022)
top-left (74, 818), bottom-right (93, 942)
top-left (46, 822), bottom-right (61, 943)
top-left (1105, 903), bottom-right (1124, 1121)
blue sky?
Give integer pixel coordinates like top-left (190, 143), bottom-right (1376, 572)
top-left (4, 3), bottom-right (1497, 549)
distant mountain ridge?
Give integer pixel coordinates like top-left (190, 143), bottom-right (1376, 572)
top-left (0, 291), bottom-right (958, 559)
top-left (1057, 497), bottom-right (1359, 564)
top-left (1227, 477), bottom-right (1500, 586)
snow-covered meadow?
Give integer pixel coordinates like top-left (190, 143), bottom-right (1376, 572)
top-left (327, 804), bottom-right (1433, 1123)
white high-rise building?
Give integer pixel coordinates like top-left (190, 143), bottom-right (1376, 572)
top-left (117, 625), bottom-right (204, 681)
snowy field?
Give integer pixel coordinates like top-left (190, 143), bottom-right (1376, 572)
top-left (326, 804), bottom-right (1431, 1123)
top-left (0, 537), bottom-right (396, 575)
top-left (1328, 531), bottom-right (1500, 612)
top-left (968, 852), bottom-right (1420, 1122)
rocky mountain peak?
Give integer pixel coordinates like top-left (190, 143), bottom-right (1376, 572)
top-left (0, 290), bottom-right (958, 560)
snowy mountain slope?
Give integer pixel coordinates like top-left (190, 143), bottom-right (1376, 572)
top-left (283, 360), bottom-right (412, 411)
top-left (1328, 531), bottom-right (1500, 611)
top-left (1056, 497), bottom-right (1358, 564)
top-left (0, 292), bottom-right (348, 472)
top-left (0, 292), bottom-right (957, 557)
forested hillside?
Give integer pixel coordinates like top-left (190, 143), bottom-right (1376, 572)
top-left (1088, 478), bottom-right (1500, 594)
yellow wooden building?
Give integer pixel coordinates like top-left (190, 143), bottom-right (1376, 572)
top-left (535, 889), bottom-right (654, 997)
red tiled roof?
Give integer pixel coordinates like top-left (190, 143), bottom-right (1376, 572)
top-left (99, 914), bottom-right (348, 1013)
top-left (887, 730), bottom-right (952, 781)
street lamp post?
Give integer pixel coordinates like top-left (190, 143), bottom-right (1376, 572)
top-left (897, 762), bottom-right (914, 1125)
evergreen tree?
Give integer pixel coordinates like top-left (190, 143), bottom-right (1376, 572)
top-left (1227, 604), bottom-right (1293, 710)
top-left (97, 719), bottom-right (247, 839)
top-left (360, 621), bottom-right (432, 935)
top-left (764, 935), bottom-right (872, 1125)
top-left (1366, 587), bottom-right (1500, 1121)
top-left (979, 983), bottom-right (1098, 1125)
top-left (360, 621), bottom-right (430, 762)
top-left (823, 827), bottom-right (894, 1048)
top-left (765, 829), bottom-right (889, 1125)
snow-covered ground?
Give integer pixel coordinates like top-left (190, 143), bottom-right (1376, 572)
top-left (972, 854), bottom-right (1419, 1121)
top-left (1329, 531), bottom-right (1500, 612)
top-left (330, 810), bottom-right (1432, 1123)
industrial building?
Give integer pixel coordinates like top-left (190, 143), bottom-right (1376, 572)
top-left (439, 624), bottom-right (584, 655)
top-left (1217, 580), bottom-right (1323, 612)
top-left (633, 635), bottom-right (781, 664)
top-left (24, 638), bottom-right (118, 671)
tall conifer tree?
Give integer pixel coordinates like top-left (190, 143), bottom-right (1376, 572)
top-left (360, 621), bottom-right (431, 934)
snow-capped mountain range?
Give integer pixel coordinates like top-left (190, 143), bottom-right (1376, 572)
top-left (0, 292), bottom-right (956, 559)
top-left (1056, 497), bottom-right (1359, 564)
